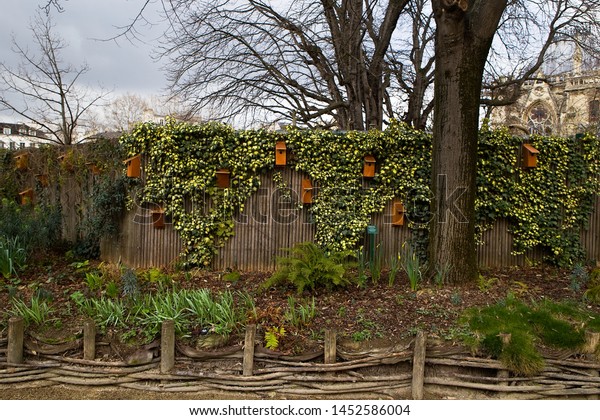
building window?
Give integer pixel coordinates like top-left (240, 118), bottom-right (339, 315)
top-left (18, 128), bottom-right (26, 135)
top-left (589, 100), bottom-right (599, 123)
top-left (28, 129), bottom-right (36, 136)
top-left (527, 104), bottom-right (553, 135)
top-left (19, 142), bottom-right (26, 149)
top-left (2, 127), bottom-right (11, 135)
top-left (9, 142), bottom-right (16, 150)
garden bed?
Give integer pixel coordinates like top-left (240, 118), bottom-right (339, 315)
top-left (2, 252), bottom-right (600, 399)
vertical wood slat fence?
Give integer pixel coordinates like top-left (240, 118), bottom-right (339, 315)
top-left (100, 166), bottom-right (600, 270)
top-left (2, 318), bottom-right (600, 399)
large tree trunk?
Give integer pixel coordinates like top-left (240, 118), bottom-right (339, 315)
top-left (429, 0), bottom-right (507, 284)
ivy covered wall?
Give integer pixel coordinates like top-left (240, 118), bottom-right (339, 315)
top-left (121, 119), bottom-right (600, 268)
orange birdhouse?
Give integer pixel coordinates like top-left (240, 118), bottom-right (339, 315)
top-left (302, 177), bottom-right (313, 204)
top-left (87, 162), bottom-right (101, 175)
top-left (19, 188), bottom-right (34, 206)
top-left (391, 199), bottom-right (405, 226)
top-left (151, 209), bottom-right (165, 229)
top-left (216, 168), bottom-right (230, 188)
top-left (275, 141), bottom-right (287, 166)
top-left (36, 174), bottom-right (49, 187)
top-left (14, 152), bottom-right (29, 171)
top-left (522, 143), bottom-right (540, 168)
top-left (124, 155), bottom-right (141, 178)
top-left (363, 155), bottom-right (376, 178)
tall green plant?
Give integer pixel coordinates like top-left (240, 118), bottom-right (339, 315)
top-left (0, 236), bottom-right (26, 279)
top-left (400, 243), bottom-right (422, 291)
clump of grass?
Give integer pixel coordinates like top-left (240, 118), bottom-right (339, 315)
top-left (399, 242), bottom-right (422, 291)
top-left (460, 294), bottom-right (599, 375)
top-left (284, 296), bottom-right (317, 329)
top-left (10, 296), bottom-right (55, 327)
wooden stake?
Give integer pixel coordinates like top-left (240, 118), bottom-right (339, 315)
top-left (411, 330), bottom-right (426, 400)
top-left (83, 320), bottom-right (96, 361)
top-left (324, 330), bottom-right (337, 364)
top-left (160, 320), bottom-right (175, 374)
top-left (584, 331), bottom-right (600, 400)
top-left (497, 333), bottom-right (512, 386)
top-left (243, 324), bottom-right (257, 376)
top-left (7, 317), bottom-right (24, 368)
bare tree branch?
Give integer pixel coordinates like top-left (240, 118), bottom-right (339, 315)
top-left (0, 12), bottom-right (109, 145)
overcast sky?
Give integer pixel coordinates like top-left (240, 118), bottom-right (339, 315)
top-left (0, 0), bottom-right (166, 122)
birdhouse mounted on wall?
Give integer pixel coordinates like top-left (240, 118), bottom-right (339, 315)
top-left (14, 152), bottom-right (29, 171)
top-left (391, 199), bottom-right (405, 226)
top-left (522, 143), bottom-right (540, 168)
top-left (302, 177), bottom-right (313, 204)
top-left (87, 162), bottom-right (101, 175)
top-left (275, 141), bottom-right (287, 166)
top-left (19, 188), bottom-right (33, 206)
top-left (124, 155), bottom-right (141, 178)
top-left (216, 168), bottom-right (230, 188)
top-left (151, 209), bottom-right (165, 229)
top-left (36, 174), bottom-right (49, 187)
top-left (58, 151), bottom-right (76, 172)
top-left (363, 155), bottom-right (376, 178)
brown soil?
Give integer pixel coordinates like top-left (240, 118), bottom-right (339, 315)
top-left (1, 254), bottom-right (599, 399)
top-left (1, 252), bottom-right (597, 354)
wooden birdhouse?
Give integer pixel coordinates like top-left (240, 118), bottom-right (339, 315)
top-left (36, 174), bottom-right (49, 187)
top-left (14, 152), bottom-right (29, 171)
top-left (151, 209), bottom-right (165, 229)
top-left (301, 177), bottom-right (313, 204)
top-left (19, 188), bottom-right (33, 206)
top-left (522, 143), bottom-right (540, 168)
top-left (87, 162), bottom-right (101, 175)
top-left (124, 155), bottom-right (141, 178)
top-left (216, 168), bottom-right (230, 188)
top-left (58, 151), bottom-right (75, 172)
top-left (275, 141), bottom-right (287, 166)
top-left (391, 199), bottom-right (405, 226)
top-left (363, 155), bottom-right (376, 178)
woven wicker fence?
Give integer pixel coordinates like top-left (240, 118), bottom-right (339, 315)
top-left (1, 318), bottom-right (599, 399)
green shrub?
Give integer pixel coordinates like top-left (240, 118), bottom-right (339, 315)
top-left (461, 295), bottom-right (600, 375)
top-left (584, 268), bottom-right (600, 303)
top-left (0, 199), bottom-right (61, 254)
top-left (262, 242), bottom-right (354, 294)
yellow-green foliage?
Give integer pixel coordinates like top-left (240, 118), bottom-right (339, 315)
top-left (120, 119), bottom-right (600, 267)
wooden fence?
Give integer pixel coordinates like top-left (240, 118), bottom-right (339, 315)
top-left (100, 166), bottom-right (600, 270)
top-left (2, 318), bottom-right (599, 399)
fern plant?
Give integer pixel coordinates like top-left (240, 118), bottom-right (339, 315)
top-left (262, 242), bottom-right (353, 294)
top-left (264, 326), bottom-right (286, 350)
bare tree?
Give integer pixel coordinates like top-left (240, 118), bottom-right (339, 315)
top-left (0, 12), bottom-right (108, 145)
top-left (482, 1), bottom-right (600, 112)
top-left (104, 93), bottom-right (151, 132)
top-left (152, 0), bottom-right (409, 130)
top-left (389, 0), bottom-right (435, 129)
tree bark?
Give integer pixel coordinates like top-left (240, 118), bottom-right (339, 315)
top-left (429, 0), bottom-right (507, 284)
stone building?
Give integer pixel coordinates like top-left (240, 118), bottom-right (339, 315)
top-left (490, 42), bottom-right (600, 136)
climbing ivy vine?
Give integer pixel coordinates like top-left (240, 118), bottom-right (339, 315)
top-left (120, 118), bottom-right (599, 268)
top-left (477, 124), bottom-right (600, 266)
